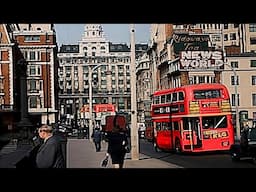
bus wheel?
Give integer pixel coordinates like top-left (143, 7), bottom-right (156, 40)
top-left (153, 141), bottom-right (161, 152)
top-left (175, 139), bottom-right (182, 154)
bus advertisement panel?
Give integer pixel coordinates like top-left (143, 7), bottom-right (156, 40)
top-left (151, 83), bottom-right (234, 153)
top-left (94, 104), bottom-right (116, 126)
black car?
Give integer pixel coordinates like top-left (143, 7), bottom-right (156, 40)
top-left (230, 127), bottom-right (256, 163)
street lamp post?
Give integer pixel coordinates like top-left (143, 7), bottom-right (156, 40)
top-left (224, 63), bottom-right (240, 139)
top-left (220, 24), bottom-right (240, 139)
top-left (88, 64), bottom-right (107, 141)
top-left (17, 58), bottom-right (33, 143)
top-left (75, 100), bottom-right (80, 138)
top-left (130, 24), bottom-right (139, 160)
top-left (46, 47), bottom-right (50, 125)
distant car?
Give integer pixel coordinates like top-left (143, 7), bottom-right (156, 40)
top-left (230, 127), bottom-right (256, 163)
top-left (55, 124), bottom-right (72, 137)
top-left (58, 125), bottom-right (67, 133)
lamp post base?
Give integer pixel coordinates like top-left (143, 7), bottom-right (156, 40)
top-left (17, 118), bottom-right (34, 145)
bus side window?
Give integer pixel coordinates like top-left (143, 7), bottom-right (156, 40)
top-left (178, 92), bottom-right (184, 101)
top-left (161, 95), bottom-right (166, 103)
top-left (173, 122), bottom-right (179, 131)
top-left (166, 94), bottom-right (172, 103)
top-left (154, 96), bottom-right (160, 104)
top-left (172, 92), bottom-right (177, 102)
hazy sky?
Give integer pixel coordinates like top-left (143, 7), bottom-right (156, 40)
top-left (54, 24), bottom-right (151, 46)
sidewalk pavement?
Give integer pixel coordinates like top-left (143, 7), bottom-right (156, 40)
top-left (0, 137), bottom-right (183, 168)
top-left (67, 138), bottom-right (183, 168)
top-left (0, 143), bottom-right (32, 168)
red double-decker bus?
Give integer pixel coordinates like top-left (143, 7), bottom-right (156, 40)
top-left (151, 83), bottom-right (234, 153)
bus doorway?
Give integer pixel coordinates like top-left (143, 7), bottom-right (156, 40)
top-left (182, 117), bottom-right (202, 151)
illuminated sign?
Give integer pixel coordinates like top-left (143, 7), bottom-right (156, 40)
top-left (180, 51), bottom-right (224, 71)
top-left (173, 34), bottom-right (210, 55)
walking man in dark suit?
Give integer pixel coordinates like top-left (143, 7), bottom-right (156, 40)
top-left (36, 124), bottom-right (65, 168)
top-left (91, 127), bottom-right (102, 152)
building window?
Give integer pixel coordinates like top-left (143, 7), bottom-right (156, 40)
top-left (29, 96), bottom-right (37, 108)
top-left (230, 33), bottom-right (236, 40)
top-left (232, 94), bottom-right (240, 106)
top-left (39, 80), bottom-right (43, 90)
top-left (253, 94), bottom-right (256, 106)
top-left (249, 24), bottom-right (256, 32)
top-left (23, 51), bottom-right (40, 61)
top-left (250, 60), bottom-right (256, 67)
top-left (101, 65), bottom-right (107, 71)
top-left (29, 80), bottom-right (37, 91)
top-left (224, 34), bottom-right (228, 41)
top-left (194, 76), bottom-right (197, 84)
top-left (29, 51), bottom-right (36, 60)
top-left (253, 112), bottom-right (256, 120)
top-left (199, 76), bottom-right (205, 83)
top-left (101, 80), bottom-right (107, 85)
top-left (250, 37), bottom-right (256, 45)
top-left (29, 66), bottom-right (36, 75)
top-left (234, 24), bottom-right (239, 28)
top-left (231, 76), bottom-right (239, 85)
top-left (189, 77), bottom-right (193, 84)
top-left (24, 35), bottom-right (40, 42)
top-left (0, 79), bottom-right (4, 93)
top-left (231, 61), bottom-right (238, 68)
top-left (211, 34), bottom-right (221, 42)
top-left (252, 76), bottom-right (256, 85)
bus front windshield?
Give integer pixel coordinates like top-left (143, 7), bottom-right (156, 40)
top-left (202, 116), bottom-right (227, 129)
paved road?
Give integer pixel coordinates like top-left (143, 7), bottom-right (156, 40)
top-left (140, 139), bottom-right (256, 168)
top-left (67, 138), bottom-right (182, 168)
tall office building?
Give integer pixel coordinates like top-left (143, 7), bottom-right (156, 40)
top-left (57, 24), bottom-right (148, 127)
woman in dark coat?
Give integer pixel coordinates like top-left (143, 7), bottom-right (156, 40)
top-left (106, 125), bottom-right (129, 169)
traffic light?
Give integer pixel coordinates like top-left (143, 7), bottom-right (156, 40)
top-left (92, 73), bottom-right (98, 87)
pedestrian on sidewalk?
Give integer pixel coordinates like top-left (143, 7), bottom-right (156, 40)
top-left (105, 123), bottom-right (129, 169)
top-left (35, 124), bottom-right (65, 168)
top-left (91, 126), bottom-right (102, 152)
